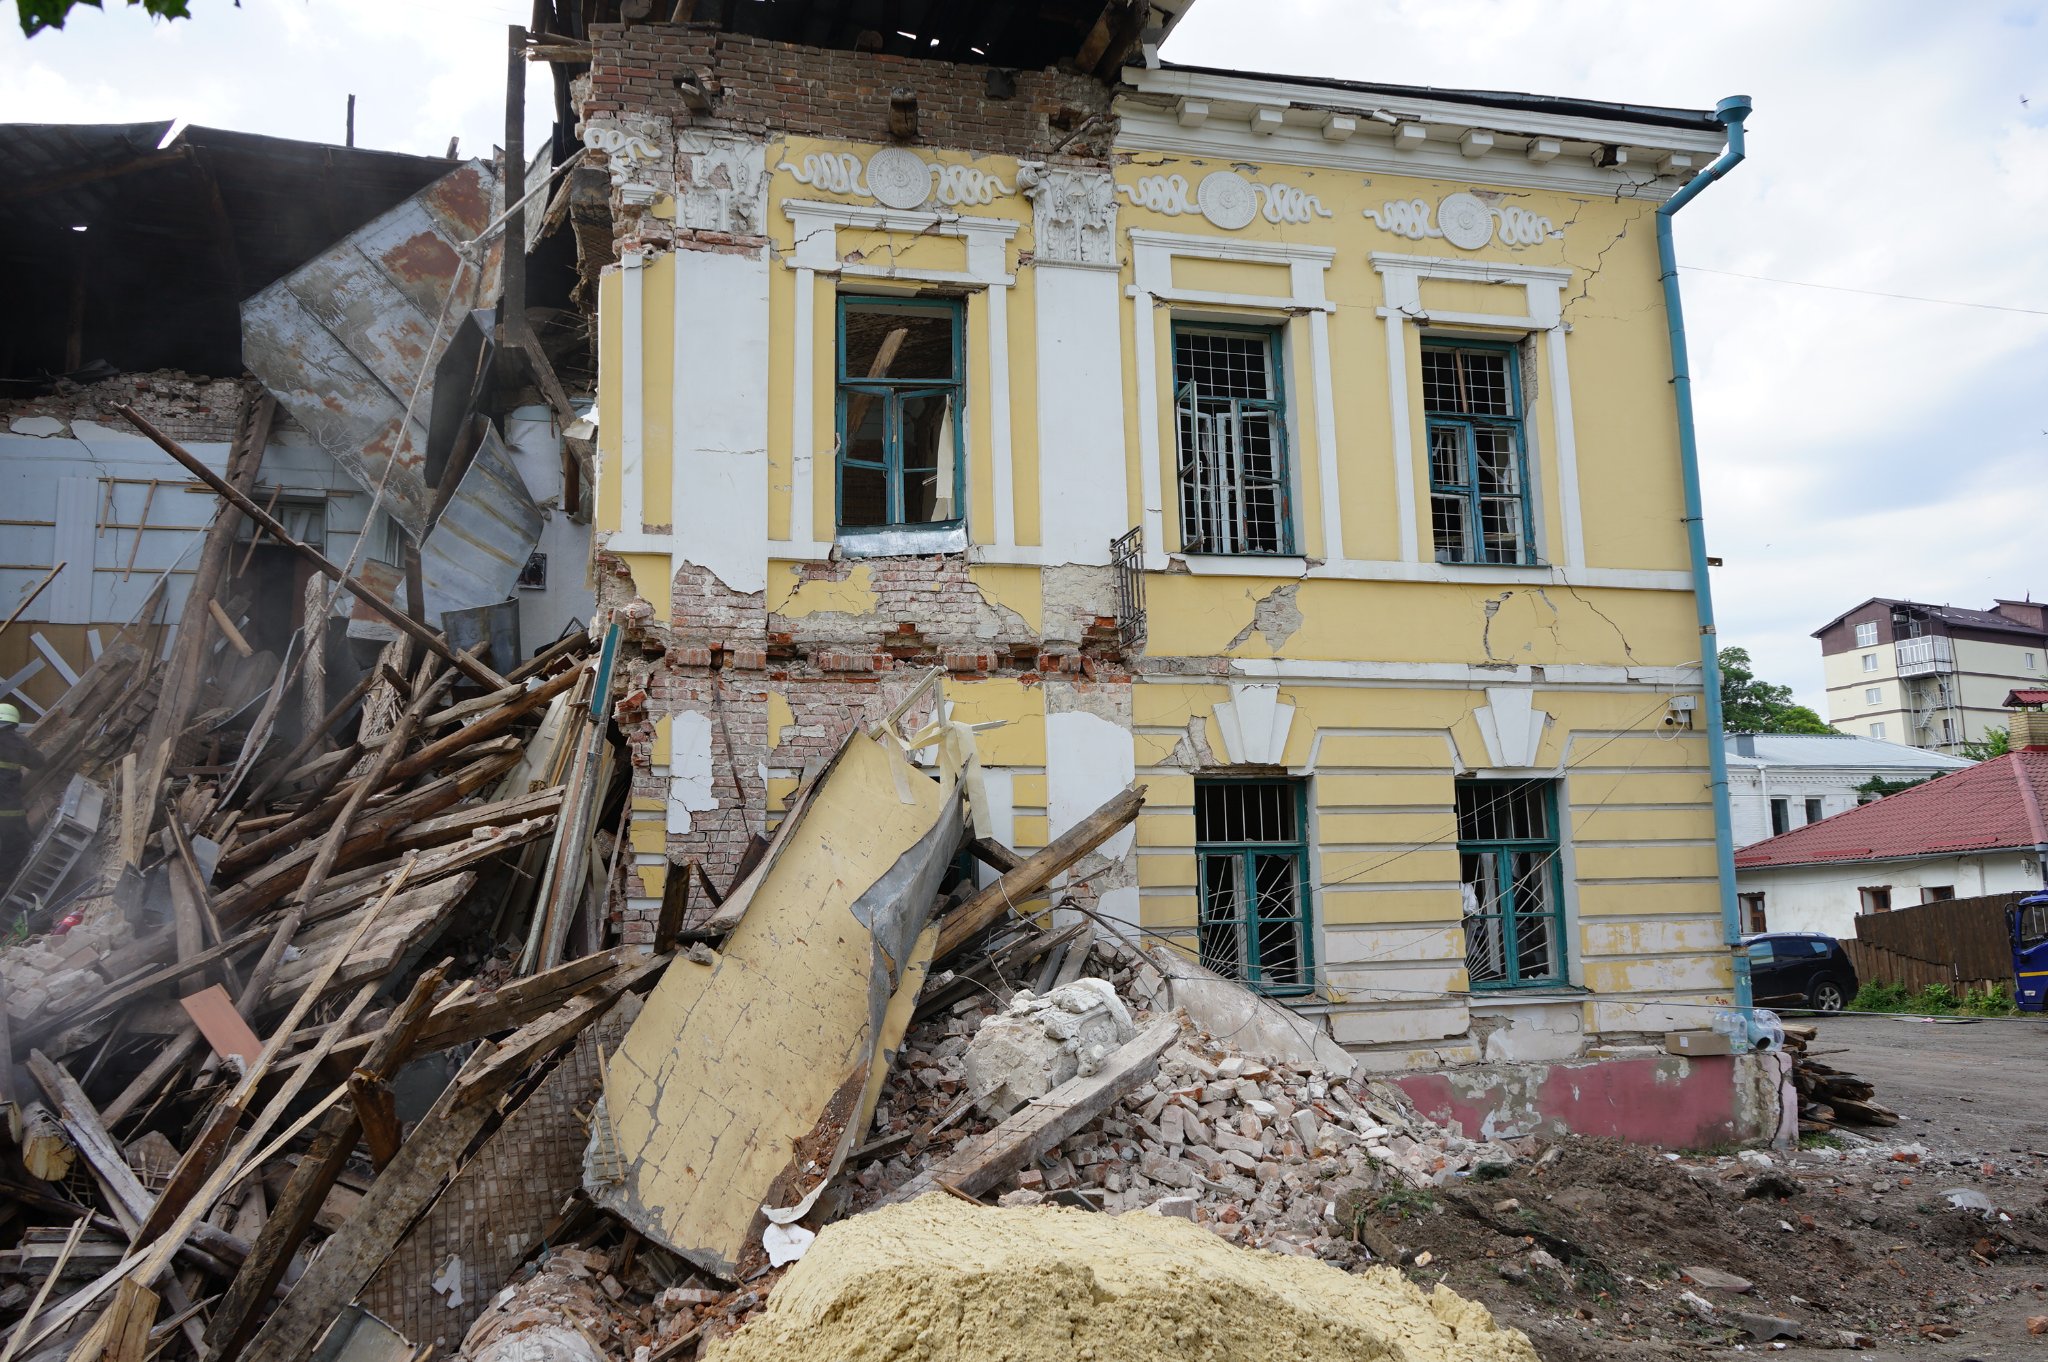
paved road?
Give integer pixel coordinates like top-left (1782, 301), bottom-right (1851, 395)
top-left (1804, 1010), bottom-right (2048, 1156)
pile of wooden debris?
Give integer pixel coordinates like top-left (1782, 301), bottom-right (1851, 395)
top-left (1782, 1023), bottom-right (1898, 1134)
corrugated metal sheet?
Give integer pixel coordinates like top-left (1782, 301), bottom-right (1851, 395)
top-left (241, 161), bottom-right (509, 540)
top-left (422, 422), bottom-right (543, 619)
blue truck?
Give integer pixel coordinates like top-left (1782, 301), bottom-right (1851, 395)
top-left (2013, 892), bottom-right (2048, 1012)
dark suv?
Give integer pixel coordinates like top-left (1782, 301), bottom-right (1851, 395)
top-left (1743, 932), bottom-right (1859, 1012)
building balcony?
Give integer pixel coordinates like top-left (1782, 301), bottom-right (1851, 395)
top-left (1895, 635), bottom-right (1953, 677)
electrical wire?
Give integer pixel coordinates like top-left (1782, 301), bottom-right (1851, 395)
top-left (1682, 265), bottom-right (2048, 318)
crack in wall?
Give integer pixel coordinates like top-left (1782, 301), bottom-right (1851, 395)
top-left (1223, 582), bottom-right (1303, 652)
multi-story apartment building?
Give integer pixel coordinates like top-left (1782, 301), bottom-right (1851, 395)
top-left (575, 7), bottom-right (1749, 1068)
top-left (1815, 599), bottom-right (2048, 753)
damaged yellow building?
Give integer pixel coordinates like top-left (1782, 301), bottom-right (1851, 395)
top-left (579, 12), bottom-right (1745, 1068)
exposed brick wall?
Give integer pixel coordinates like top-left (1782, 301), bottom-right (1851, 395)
top-left (585, 25), bottom-right (1113, 160)
top-left (0, 371), bottom-right (257, 444)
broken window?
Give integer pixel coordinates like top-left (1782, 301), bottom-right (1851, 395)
top-left (836, 296), bottom-right (963, 532)
top-left (1173, 325), bottom-right (1293, 555)
top-left (1195, 778), bottom-right (1312, 996)
top-left (1424, 342), bottom-right (1533, 565)
top-left (1457, 779), bottom-right (1567, 988)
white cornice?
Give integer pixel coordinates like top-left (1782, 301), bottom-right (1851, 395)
top-left (1125, 67), bottom-right (1726, 154)
top-left (1116, 71), bottom-right (1725, 201)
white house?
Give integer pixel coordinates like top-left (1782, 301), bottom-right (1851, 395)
top-left (1724, 733), bottom-right (1968, 850)
top-left (1733, 723), bottom-right (2048, 938)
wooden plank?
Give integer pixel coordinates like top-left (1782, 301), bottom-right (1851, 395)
top-left (355, 995), bottom-right (640, 1346)
top-left (114, 405), bottom-right (505, 690)
top-left (0, 1216), bottom-right (88, 1362)
top-left (237, 987), bottom-right (628, 1362)
top-left (206, 600), bottom-right (254, 659)
top-left (202, 965), bottom-right (447, 1362)
top-left (130, 860), bottom-right (417, 1248)
top-left (934, 785), bottom-right (1145, 961)
top-left (178, 985), bottom-right (262, 1068)
top-left (26, 1052), bottom-right (153, 1229)
top-left (63, 1275), bottom-right (156, 1362)
top-left (884, 1021), bottom-right (1177, 1204)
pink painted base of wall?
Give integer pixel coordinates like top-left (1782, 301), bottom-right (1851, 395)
top-left (1394, 1051), bottom-right (1794, 1151)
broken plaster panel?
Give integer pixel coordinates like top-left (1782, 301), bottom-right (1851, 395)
top-left (672, 245), bottom-right (770, 596)
top-left (938, 678), bottom-right (1044, 768)
top-left (666, 711), bottom-right (718, 834)
top-left (592, 731), bottom-right (958, 1278)
top-left (968, 564), bottom-right (1043, 637)
top-left (1036, 564), bottom-right (1113, 647)
top-left (1221, 582), bottom-right (1304, 656)
top-left (768, 563), bottom-right (878, 618)
top-left (1045, 709), bottom-right (1138, 921)
top-left (620, 553), bottom-right (673, 624)
top-left (766, 690), bottom-right (796, 749)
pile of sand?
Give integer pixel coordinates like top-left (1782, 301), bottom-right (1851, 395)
top-left (706, 1195), bottom-right (1537, 1362)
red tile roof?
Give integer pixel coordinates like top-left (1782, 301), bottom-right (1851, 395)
top-left (1735, 749), bottom-right (2048, 869)
top-left (2006, 689), bottom-right (2048, 708)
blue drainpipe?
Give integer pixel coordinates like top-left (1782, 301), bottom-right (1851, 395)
top-left (1657, 95), bottom-right (1755, 1024)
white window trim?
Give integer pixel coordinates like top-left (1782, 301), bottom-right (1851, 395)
top-left (1372, 253), bottom-right (1579, 569)
top-left (1855, 622), bottom-right (1878, 647)
top-left (1129, 228), bottom-right (1337, 570)
top-left (1861, 653), bottom-right (1879, 672)
top-left (774, 200), bottom-right (1020, 559)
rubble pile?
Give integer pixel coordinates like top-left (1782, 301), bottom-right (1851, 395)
top-left (849, 943), bottom-right (1519, 1261)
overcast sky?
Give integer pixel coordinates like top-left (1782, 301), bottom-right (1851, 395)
top-left (6, 0), bottom-right (2045, 713)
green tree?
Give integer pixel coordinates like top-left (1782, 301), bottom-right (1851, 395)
top-left (1959, 726), bottom-right (2011, 762)
top-left (1856, 774), bottom-right (1929, 801)
top-left (17, 0), bottom-right (191, 37)
top-left (1718, 647), bottom-right (1833, 735)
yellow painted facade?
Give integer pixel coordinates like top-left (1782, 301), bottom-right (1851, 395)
top-left (586, 65), bottom-right (1738, 1067)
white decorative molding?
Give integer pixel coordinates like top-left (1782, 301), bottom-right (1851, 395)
top-left (1370, 251), bottom-right (1580, 569)
top-left (1213, 682), bottom-right (1296, 766)
top-left (1126, 229), bottom-right (1339, 570)
top-left (1121, 67), bottom-right (1728, 203)
top-left (780, 148), bottom-right (1013, 210)
top-left (1363, 192), bottom-right (1560, 250)
top-left (582, 116), bottom-right (669, 197)
top-left (1472, 686), bottom-right (1550, 769)
top-left (779, 200), bottom-right (1020, 550)
top-left (1017, 163), bottom-right (1117, 267)
top-left (1120, 170), bottom-right (1331, 230)
top-left (673, 130), bottom-right (766, 236)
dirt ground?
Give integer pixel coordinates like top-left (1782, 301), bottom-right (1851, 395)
top-left (1343, 1013), bottom-right (2048, 1362)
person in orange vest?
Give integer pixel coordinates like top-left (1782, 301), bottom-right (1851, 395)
top-left (0, 702), bottom-right (42, 889)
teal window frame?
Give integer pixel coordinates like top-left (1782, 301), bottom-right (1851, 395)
top-left (835, 294), bottom-right (966, 533)
top-left (1172, 321), bottom-right (1295, 556)
top-left (1194, 776), bottom-right (1315, 997)
top-left (1423, 339), bottom-right (1536, 566)
top-left (1456, 778), bottom-right (1568, 989)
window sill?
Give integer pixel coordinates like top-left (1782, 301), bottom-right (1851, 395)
top-left (1435, 557), bottom-right (1550, 571)
top-left (1173, 553), bottom-right (1309, 578)
top-left (835, 524), bottom-right (968, 558)
top-left (1466, 984), bottom-right (1588, 1004)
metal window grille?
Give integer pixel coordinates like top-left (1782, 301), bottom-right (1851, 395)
top-left (1195, 778), bottom-right (1313, 995)
top-left (1173, 327), bottom-right (1292, 555)
top-left (1456, 779), bottom-right (1567, 988)
top-left (1424, 344), bottom-right (1532, 565)
top-left (1111, 525), bottom-right (1146, 651)
top-left (836, 297), bottom-right (965, 532)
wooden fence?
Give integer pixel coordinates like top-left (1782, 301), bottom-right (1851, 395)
top-left (1840, 891), bottom-right (2026, 995)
